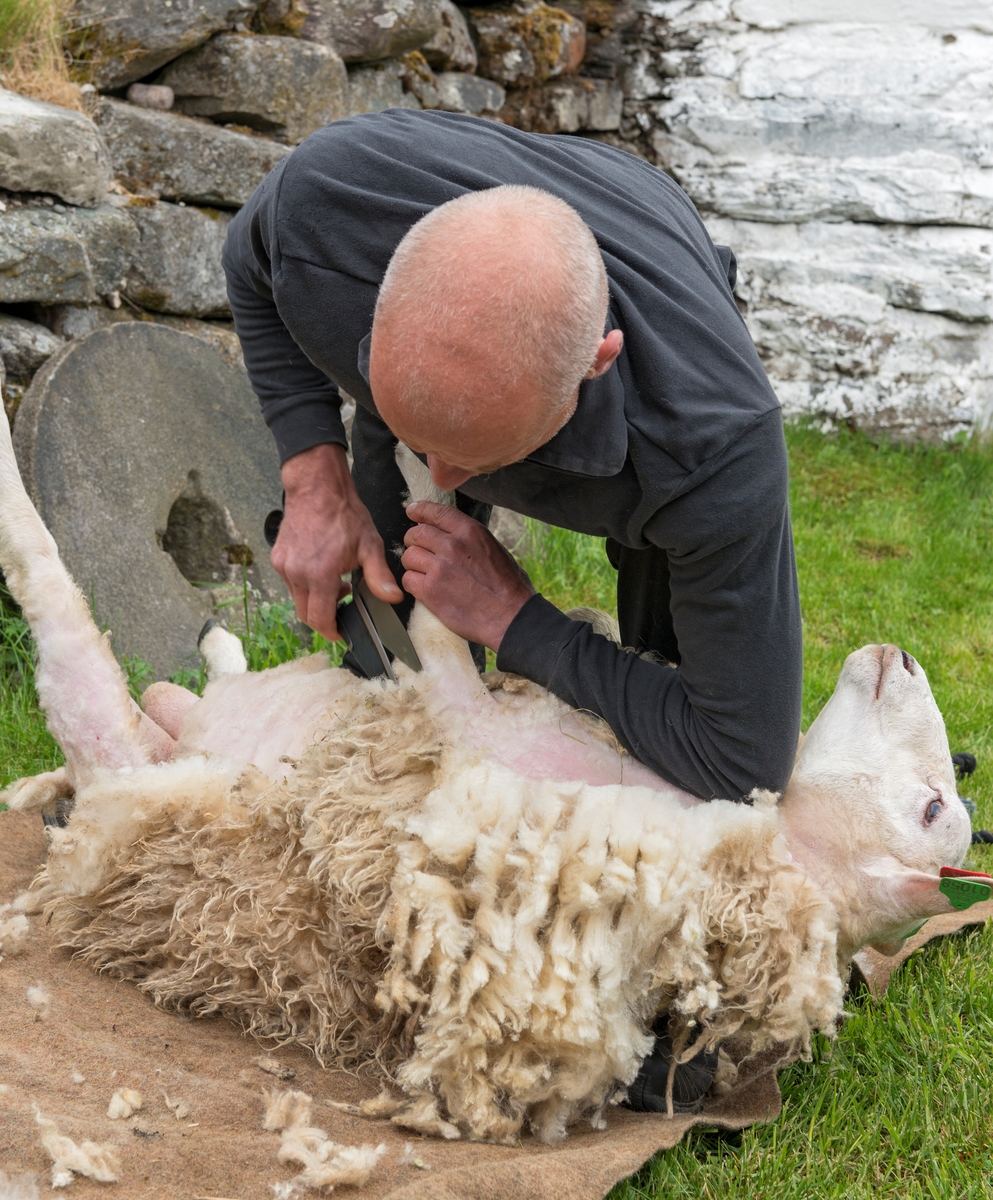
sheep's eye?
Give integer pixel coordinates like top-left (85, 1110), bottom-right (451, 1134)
top-left (924, 797), bottom-right (944, 826)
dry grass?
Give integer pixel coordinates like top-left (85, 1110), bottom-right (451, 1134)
top-left (0, 0), bottom-right (83, 111)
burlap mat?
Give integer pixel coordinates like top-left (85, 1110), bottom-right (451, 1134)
top-left (0, 810), bottom-right (792, 1199)
top-left (851, 898), bottom-right (993, 998)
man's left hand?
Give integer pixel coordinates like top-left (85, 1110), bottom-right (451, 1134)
top-left (401, 501), bottom-right (534, 651)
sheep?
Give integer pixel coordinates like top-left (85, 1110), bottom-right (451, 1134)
top-left (0, 409), bottom-right (972, 1145)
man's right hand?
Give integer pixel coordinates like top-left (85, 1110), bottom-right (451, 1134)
top-left (271, 443), bottom-right (402, 640)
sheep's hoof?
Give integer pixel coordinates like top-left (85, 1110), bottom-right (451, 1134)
top-left (41, 795), bottom-right (76, 829)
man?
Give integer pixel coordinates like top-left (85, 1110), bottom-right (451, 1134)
top-left (224, 107), bottom-right (801, 810)
top-left (224, 105), bottom-right (802, 1112)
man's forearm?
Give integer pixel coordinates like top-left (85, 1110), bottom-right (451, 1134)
top-left (497, 411), bottom-right (803, 802)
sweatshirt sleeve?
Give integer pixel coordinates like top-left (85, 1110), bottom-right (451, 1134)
top-left (222, 173), bottom-right (347, 464)
top-left (496, 409), bottom-right (802, 802)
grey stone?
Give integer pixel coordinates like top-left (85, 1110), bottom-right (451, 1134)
top-left (148, 314), bottom-right (244, 368)
top-left (161, 33), bottom-right (348, 144)
top-left (396, 52), bottom-right (441, 108)
top-left (125, 83), bottom-right (175, 110)
top-left (95, 98), bottom-right (291, 208)
top-left (0, 88), bottom-right (110, 208)
top-left (255, 0), bottom-right (311, 36)
top-left (123, 200), bottom-right (231, 318)
top-left (39, 303), bottom-right (244, 367)
top-left (0, 204), bottom-right (137, 305)
top-left (301, 0), bottom-right (445, 63)
top-left (500, 78), bottom-right (622, 133)
top-left (38, 303), bottom-right (135, 341)
top-left (645, 21), bottom-right (993, 227)
top-left (489, 506), bottom-right (531, 557)
top-left (69, 0), bottom-right (256, 90)
top-left (0, 315), bottom-right (64, 379)
top-left (12, 322), bottom-right (284, 677)
top-left (435, 72), bottom-right (505, 114)
top-left (706, 216), bottom-right (993, 439)
top-left (346, 64), bottom-right (420, 115)
top-left (0, 355), bottom-right (11, 426)
top-left (468, 6), bottom-right (586, 87)
top-left (421, 1), bottom-right (478, 73)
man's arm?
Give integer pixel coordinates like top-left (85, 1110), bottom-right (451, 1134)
top-left (402, 410), bottom-right (801, 801)
top-left (223, 193), bottom-right (348, 464)
top-left (498, 411), bottom-right (801, 801)
top-left (223, 186), bottom-right (400, 637)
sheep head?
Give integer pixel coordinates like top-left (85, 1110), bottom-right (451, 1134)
top-left (778, 644), bottom-right (971, 961)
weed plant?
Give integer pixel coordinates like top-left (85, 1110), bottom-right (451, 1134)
top-left (0, 580), bottom-right (60, 782)
top-left (0, 0), bottom-right (80, 109)
top-left (2, 425), bottom-right (993, 1196)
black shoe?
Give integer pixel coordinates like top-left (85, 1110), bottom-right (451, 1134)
top-left (41, 796), bottom-right (75, 829)
top-left (624, 1029), bottom-right (719, 1115)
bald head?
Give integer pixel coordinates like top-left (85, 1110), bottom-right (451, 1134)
top-left (368, 186), bottom-right (618, 489)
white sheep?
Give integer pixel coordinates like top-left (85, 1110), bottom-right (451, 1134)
top-left (0, 411), bottom-right (972, 1144)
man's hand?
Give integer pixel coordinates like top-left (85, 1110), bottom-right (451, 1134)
top-left (272, 443), bottom-right (402, 640)
top-left (401, 501), bottom-right (534, 651)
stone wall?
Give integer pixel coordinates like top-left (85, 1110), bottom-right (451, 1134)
top-left (611, 0), bottom-right (993, 438)
top-left (0, 0), bottom-right (624, 417)
top-left (0, 0), bottom-right (990, 438)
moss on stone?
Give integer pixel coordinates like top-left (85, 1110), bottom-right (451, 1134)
top-left (471, 4), bottom-right (581, 83)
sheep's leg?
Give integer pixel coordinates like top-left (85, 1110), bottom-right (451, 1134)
top-left (1, 767), bottom-right (74, 816)
top-left (141, 681), bottom-right (200, 740)
top-left (0, 412), bottom-right (171, 784)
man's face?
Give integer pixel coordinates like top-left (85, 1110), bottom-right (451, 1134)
top-left (369, 326), bottom-right (575, 491)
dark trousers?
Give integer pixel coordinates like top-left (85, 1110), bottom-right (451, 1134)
top-left (350, 404), bottom-right (491, 671)
top-left (352, 404), bottom-right (678, 673)
top-left (605, 538), bottom-right (680, 666)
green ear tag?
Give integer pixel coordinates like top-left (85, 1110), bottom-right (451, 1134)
top-left (938, 877), bottom-right (992, 911)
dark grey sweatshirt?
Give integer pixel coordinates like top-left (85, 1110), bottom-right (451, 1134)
top-left (222, 108), bottom-right (802, 802)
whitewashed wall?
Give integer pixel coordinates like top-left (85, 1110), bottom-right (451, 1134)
top-left (619, 0), bottom-right (993, 438)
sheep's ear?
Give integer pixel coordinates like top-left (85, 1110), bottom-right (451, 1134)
top-left (868, 867), bottom-right (993, 954)
top-left (879, 868), bottom-right (955, 922)
top-left (856, 870), bottom-right (950, 955)
top-left (882, 868), bottom-right (988, 921)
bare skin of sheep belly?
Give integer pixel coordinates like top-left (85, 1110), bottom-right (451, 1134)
top-left (0, 415), bottom-right (973, 1145)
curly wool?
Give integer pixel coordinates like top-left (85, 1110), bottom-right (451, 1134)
top-left (38, 674), bottom-right (843, 1143)
top-left (45, 677), bottom-right (443, 1070)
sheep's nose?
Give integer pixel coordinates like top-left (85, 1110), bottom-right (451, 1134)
top-left (900, 649), bottom-right (916, 675)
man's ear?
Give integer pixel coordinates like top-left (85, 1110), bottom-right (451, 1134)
top-left (586, 329), bottom-right (624, 379)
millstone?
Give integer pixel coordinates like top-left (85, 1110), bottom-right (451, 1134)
top-left (13, 322), bottom-right (285, 679)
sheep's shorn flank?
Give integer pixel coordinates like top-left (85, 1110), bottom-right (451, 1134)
top-left (35, 667), bottom-right (841, 1143)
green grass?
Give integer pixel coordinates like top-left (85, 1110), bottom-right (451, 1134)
top-left (3, 424), bottom-right (993, 1197)
top-left (0, 582), bottom-right (62, 785)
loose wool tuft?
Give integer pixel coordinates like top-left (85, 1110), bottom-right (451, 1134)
top-left (263, 1088), bottom-right (388, 1192)
top-left (107, 1088), bottom-right (143, 1119)
top-left (0, 904), bottom-right (29, 962)
top-left (26, 984), bottom-right (50, 1022)
top-left (34, 1108), bottom-right (121, 1188)
top-left (0, 1171), bottom-right (40, 1200)
top-left (32, 664), bottom-right (845, 1143)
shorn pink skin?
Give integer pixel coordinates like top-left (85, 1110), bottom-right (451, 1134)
top-left (144, 608), bottom-right (684, 797)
